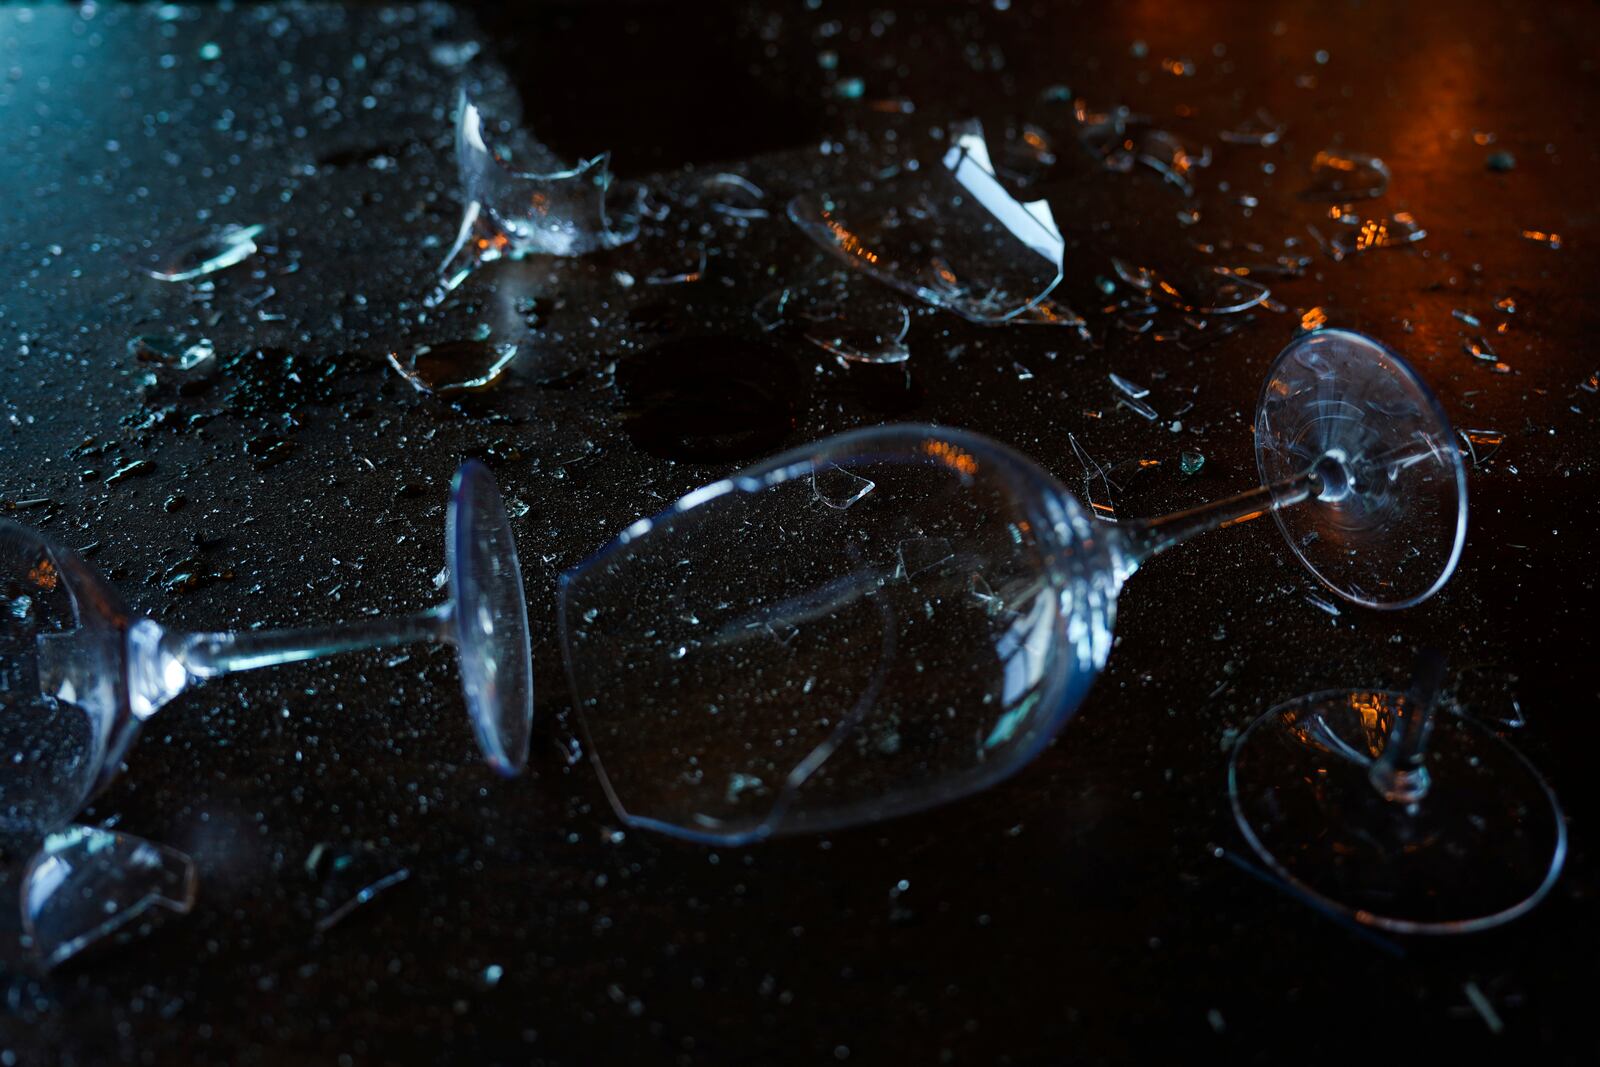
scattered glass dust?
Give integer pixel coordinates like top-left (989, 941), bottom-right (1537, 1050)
top-left (141, 223), bottom-right (264, 282)
top-left (1519, 229), bottom-right (1562, 249)
top-left (21, 826), bottom-right (197, 969)
top-left (1304, 150), bottom-right (1390, 200)
top-left (386, 340), bottom-right (519, 395)
top-left (1179, 450), bottom-right (1205, 475)
top-left (128, 334), bottom-right (215, 371)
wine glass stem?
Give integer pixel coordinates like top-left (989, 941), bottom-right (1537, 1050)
top-left (170, 603), bottom-right (455, 679)
top-left (1117, 469), bottom-right (1318, 571)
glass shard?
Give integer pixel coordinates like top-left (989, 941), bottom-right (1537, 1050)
top-left (1219, 109), bottom-right (1285, 147)
top-left (1109, 372), bottom-right (1150, 399)
top-left (757, 277), bottom-right (913, 365)
top-left (786, 119), bottom-right (1066, 325)
top-left (140, 223), bottom-right (263, 282)
top-left (1078, 105), bottom-right (1211, 196)
top-left (1519, 229), bottom-right (1562, 249)
top-left (1179, 450), bottom-right (1206, 475)
top-left (1112, 259), bottom-right (1270, 315)
top-left (1305, 150), bottom-right (1390, 200)
top-left (128, 334), bottom-right (215, 371)
top-left (386, 340), bottom-right (518, 395)
top-left (1068, 432), bottom-right (1118, 522)
top-left (703, 173), bottom-right (770, 219)
top-left (811, 463), bottom-right (877, 510)
top-left (433, 91), bottom-right (645, 304)
top-left (306, 842), bottom-right (411, 934)
top-left (21, 826), bottom-right (197, 969)
top-left (1319, 213), bottom-right (1426, 260)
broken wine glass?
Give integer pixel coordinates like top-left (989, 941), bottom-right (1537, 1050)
top-left (0, 462), bottom-right (531, 838)
top-left (1229, 650), bottom-right (1565, 933)
top-left (559, 329), bottom-right (1468, 844)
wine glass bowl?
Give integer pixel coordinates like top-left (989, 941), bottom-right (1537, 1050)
top-left (559, 426), bottom-right (1118, 844)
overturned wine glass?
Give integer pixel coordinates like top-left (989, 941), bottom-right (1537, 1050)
top-left (560, 329), bottom-right (1468, 844)
top-left (0, 462), bottom-right (532, 839)
top-left (1230, 649), bottom-right (1566, 933)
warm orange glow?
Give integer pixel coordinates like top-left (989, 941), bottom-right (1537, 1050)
top-left (1301, 306), bottom-right (1329, 332)
top-left (823, 217), bottom-right (879, 266)
top-left (27, 557), bottom-right (57, 591)
top-left (922, 439), bottom-right (979, 477)
top-left (1219, 510), bottom-right (1265, 529)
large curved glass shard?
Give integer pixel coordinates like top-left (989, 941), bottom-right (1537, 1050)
top-left (786, 120), bottom-right (1065, 325)
top-left (21, 826), bottom-right (196, 968)
top-left (433, 92), bottom-right (646, 303)
top-left (558, 425), bottom-right (1118, 844)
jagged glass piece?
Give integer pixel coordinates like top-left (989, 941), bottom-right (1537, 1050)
top-left (21, 826), bottom-right (196, 968)
top-left (433, 91), bottom-right (646, 303)
top-left (128, 335), bottom-right (215, 371)
top-left (754, 277), bottom-right (913, 365)
top-left (786, 120), bottom-right (1065, 325)
top-left (386, 340), bottom-right (519, 395)
top-left (140, 224), bottom-right (263, 282)
top-left (1219, 109), bottom-right (1285, 147)
top-left (306, 842), bottom-right (411, 933)
top-left (1078, 106), bottom-right (1211, 196)
top-left (1313, 213), bottom-right (1426, 261)
top-left (1112, 259), bottom-right (1270, 314)
top-left (1305, 149), bottom-right (1391, 200)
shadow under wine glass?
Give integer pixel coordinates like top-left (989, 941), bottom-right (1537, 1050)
top-left (0, 461), bottom-right (532, 839)
top-left (560, 329), bottom-right (1470, 845)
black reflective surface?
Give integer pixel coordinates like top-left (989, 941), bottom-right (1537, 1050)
top-left (1, 2), bottom-right (1596, 1063)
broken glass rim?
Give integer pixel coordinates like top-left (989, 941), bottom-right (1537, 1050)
top-left (556, 422), bottom-right (1086, 845)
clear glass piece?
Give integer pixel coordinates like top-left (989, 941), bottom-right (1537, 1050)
top-left (786, 120), bottom-right (1066, 325)
top-left (1079, 106), bottom-right (1211, 196)
top-left (139, 223), bottom-right (263, 282)
top-left (433, 91), bottom-right (645, 303)
top-left (386, 340), bottom-right (519, 395)
top-left (21, 825), bottom-right (197, 968)
top-left (1305, 150), bottom-right (1391, 200)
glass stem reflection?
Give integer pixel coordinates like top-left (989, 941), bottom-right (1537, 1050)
top-left (1368, 648), bottom-right (1446, 804)
top-left (1116, 468), bottom-right (1320, 572)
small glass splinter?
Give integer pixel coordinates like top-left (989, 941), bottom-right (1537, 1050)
top-left (1230, 648), bottom-right (1566, 933)
top-left (559, 329), bottom-right (1469, 845)
top-left (431, 91), bottom-right (645, 304)
top-left (0, 463), bottom-right (533, 838)
top-left (21, 825), bottom-right (197, 968)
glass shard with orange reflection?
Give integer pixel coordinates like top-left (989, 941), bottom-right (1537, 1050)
top-left (431, 90), bottom-right (647, 305)
top-left (786, 119), bottom-right (1065, 325)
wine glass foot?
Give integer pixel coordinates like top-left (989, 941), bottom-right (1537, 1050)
top-left (1228, 689), bottom-right (1566, 934)
top-left (1255, 329), bottom-right (1468, 609)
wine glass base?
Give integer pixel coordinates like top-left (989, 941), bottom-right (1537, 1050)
top-left (1229, 689), bottom-right (1566, 934)
top-left (1255, 329), bottom-right (1468, 609)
